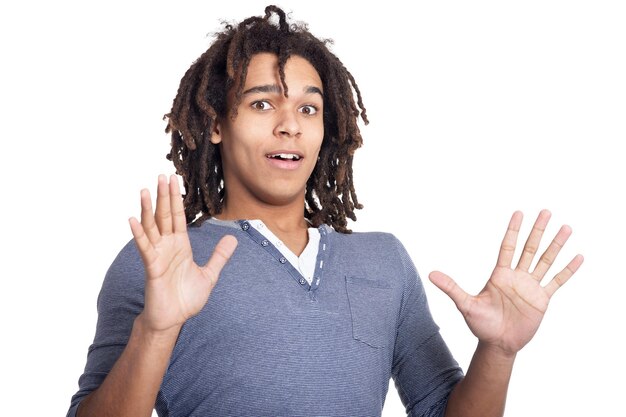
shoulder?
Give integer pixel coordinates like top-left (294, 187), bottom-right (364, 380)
top-left (187, 219), bottom-right (240, 248)
top-left (326, 227), bottom-right (419, 278)
top-left (186, 218), bottom-right (258, 249)
top-left (103, 238), bottom-right (143, 290)
top-left (327, 226), bottom-right (407, 259)
top-left (100, 220), bottom-right (244, 303)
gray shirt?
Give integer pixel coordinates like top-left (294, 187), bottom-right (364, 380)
top-left (67, 219), bottom-right (463, 417)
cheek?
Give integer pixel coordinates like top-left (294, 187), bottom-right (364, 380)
top-left (316, 128), bottom-right (325, 153)
top-left (306, 118), bottom-right (324, 146)
top-left (222, 124), bottom-right (258, 155)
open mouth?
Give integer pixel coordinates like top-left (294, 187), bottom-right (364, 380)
top-left (266, 153), bottom-right (302, 161)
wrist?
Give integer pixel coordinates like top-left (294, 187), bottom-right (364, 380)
top-left (476, 341), bottom-right (518, 364)
top-left (133, 313), bottom-right (183, 345)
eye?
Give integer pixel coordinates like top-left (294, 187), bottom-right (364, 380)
top-left (299, 105), bottom-right (319, 115)
top-left (251, 100), bottom-right (273, 111)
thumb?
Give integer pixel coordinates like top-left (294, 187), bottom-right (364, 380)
top-left (429, 270), bottom-right (470, 314)
top-left (202, 235), bottom-right (238, 283)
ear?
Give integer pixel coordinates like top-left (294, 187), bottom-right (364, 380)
top-left (209, 119), bottom-right (222, 144)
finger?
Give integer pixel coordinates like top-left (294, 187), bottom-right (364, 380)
top-left (202, 235), bottom-right (238, 285)
top-left (139, 189), bottom-right (160, 243)
top-left (169, 174), bottom-right (187, 234)
top-left (516, 209), bottom-right (551, 272)
top-left (531, 225), bottom-right (572, 280)
top-left (496, 211), bottom-right (523, 268)
top-left (129, 217), bottom-right (158, 267)
top-left (154, 174), bottom-right (172, 235)
top-left (544, 254), bottom-right (584, 297)
top-left (429, 271), bottom-right (471, 314)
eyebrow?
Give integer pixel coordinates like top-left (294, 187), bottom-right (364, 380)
top-left (242, 84), bottom-right (324, 98)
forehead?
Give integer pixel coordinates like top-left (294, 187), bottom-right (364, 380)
top-left (243, 52), bottom-right (323, 91)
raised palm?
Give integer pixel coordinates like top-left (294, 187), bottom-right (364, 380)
top-left (430, 210), bottom-right (584, 356)
top-left (128, 175), bottom-right (237, 333)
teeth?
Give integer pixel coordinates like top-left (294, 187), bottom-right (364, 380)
top-left (269, 153), bottom-right (301, 160)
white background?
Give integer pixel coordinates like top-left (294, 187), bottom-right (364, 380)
top-left (1, 1), bottom-right (624, 416)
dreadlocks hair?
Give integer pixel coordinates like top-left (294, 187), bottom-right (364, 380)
top-left (165, 5), bottom-right (368, 233)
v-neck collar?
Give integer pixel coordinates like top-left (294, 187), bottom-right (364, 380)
top-left (204, 217), bottom-right (332, 293)
top-left (246, 219), bottom-right (320, 276)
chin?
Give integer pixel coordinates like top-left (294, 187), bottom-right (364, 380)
top-left (255, 187), bottom-right (307, 207)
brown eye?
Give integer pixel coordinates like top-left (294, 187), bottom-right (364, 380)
top-left (299, 105), bottom-right (318, 115)
top-left (252, 100), bottom-right (272, 111)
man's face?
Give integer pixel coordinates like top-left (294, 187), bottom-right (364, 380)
top-left (211, 52), bottom-right (324, 211)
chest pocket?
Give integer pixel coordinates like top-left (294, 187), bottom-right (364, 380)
top-left (345, 276), bottom-right (394, 348)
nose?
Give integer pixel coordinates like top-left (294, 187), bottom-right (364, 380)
top-left (273, 108), bottom-right (301, 138)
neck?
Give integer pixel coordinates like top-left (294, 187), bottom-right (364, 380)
top-left (216, 194), bottom-right (311, 256)
top-left (216, 196), bottom-right (308, 233)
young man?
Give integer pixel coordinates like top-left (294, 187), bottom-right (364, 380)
top-left (67, 6), bottom-right (583, 417)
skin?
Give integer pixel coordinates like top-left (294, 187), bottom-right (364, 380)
top-left (434, 209), bottom-right (584, 416)
top-left (211, 53), bottom-right (325, 256)
top-left (76, 53), bottom-right (324, 417)
top-left (77, 52), bottom-right (584, 417)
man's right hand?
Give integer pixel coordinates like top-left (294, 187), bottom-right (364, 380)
top-left (129, 174), bottom-right (238, 334)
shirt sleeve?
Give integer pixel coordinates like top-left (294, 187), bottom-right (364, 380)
top-left (66, 241), bottom-right (145, 417)
top-left (390, 236), bottom-right (464, 417)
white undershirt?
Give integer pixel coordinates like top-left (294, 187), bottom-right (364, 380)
top-left (248, 219), bottom-right (320, 285)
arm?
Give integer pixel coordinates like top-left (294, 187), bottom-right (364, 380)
top-left (429, 210), bottom-right (583, 417)
top-left (390, 236), bottom-right (463, 417)
top-left (76, 317), bottom-right (181, 417)
top-left (74, 175), bottom-right (237, 417)
top-left (443, 342), bottom-right (515, 417)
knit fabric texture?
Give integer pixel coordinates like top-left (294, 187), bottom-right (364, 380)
top-left (67, 219), bottom-right (463, 417)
